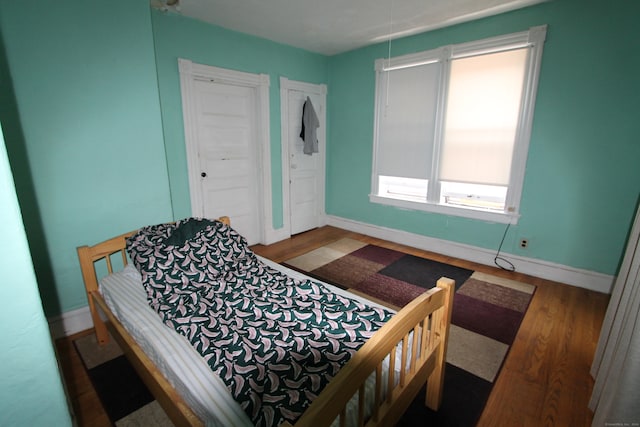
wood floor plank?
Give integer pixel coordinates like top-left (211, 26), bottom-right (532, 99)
top-left (478, 271), bottom-right (608, 427)
top-left (57, 225), bottom-right (609, 426)
top-left (55, 329), bottom-right (111, 427)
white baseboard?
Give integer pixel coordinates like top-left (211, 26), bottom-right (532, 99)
top-left (326, 215), bottom-right (614, 294)
top-left (263, 226), bottom-right (291, 246)
top-left (49, 306), bottom-right (93, 339)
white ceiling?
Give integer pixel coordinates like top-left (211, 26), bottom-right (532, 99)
top-left (154, 0), bottom-right (546, 55)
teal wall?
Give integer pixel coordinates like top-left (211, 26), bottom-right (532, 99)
top-left (0, 0), bottom-right (173, 316)
top-left (326, 0), bottom-right (640, 275)
top-left (0, 126), bottom-right (71, 425)
top-left (0, 0), bottom-right (637, 328)
top-left (150, 11), bottom-right (328, 225)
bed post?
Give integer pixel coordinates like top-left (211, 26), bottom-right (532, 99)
top-left (77, 245), bottom-right (110, 345)
top-left (425, 277), bottom-right (455, 410)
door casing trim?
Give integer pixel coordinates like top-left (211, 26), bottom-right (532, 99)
top-left (179, 58), bottom-right (273, 244)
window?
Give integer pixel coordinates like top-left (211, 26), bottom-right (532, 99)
top-left (371, 26), bottom-right (547, 223)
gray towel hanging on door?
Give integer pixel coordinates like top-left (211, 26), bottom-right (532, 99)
top-left (300, 96), bottom-right (319, 155)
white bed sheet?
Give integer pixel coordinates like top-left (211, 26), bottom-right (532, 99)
top-left (99, 256), bottom-right (402, 427)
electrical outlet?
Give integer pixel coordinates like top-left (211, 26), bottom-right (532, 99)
top-left (520, 238), bottom-right (528, 248)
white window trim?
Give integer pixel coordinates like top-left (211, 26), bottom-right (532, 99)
top-left (370, 26), bottom-right (547, 225)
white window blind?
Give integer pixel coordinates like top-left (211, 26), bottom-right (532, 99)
top-left (376, 62), bottom-right (440, 181)
top-left (439, 48), bottom-right (528, 186)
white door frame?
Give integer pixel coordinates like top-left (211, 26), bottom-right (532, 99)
top-left (179, 58), bottom-right (276, 244)
top-left (280, 77), bottom-right (327, 237)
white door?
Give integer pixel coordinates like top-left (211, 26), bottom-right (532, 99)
top-left (283, 81), bottom-right (326, 235)
top-left (191, 79), bottom-right (261, 244)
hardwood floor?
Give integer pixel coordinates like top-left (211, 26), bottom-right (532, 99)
top-left (56, 225), bottom-right (609, 426)
top-left (56, 328), bottom-right (112, 427)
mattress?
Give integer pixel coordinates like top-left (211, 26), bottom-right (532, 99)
top-left (99, 256), bottom-right (402, 427)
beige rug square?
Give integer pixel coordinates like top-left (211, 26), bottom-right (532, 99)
top-left (446, 325), bottom-right (509, 383)
top-left (285, 238), bottom-right (367, 271)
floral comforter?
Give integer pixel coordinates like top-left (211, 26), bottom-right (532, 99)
top-left (126, 218), bottom-right (392, 427)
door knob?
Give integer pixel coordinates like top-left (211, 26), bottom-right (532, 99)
top-left (201, 172), bottom-right (207, 178)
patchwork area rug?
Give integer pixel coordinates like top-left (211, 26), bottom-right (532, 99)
top-left (73, 237), bottom-right (534, 427)
top-left (284, 237), bottom-right (536, 426)
top-left (73, 333), bottom-right (173, 426)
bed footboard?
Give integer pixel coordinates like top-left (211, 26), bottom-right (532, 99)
top-left (285, 277), bottom-right (454, 427)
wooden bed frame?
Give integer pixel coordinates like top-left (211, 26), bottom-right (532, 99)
top-left (77, 217), bottom-right (454, 427)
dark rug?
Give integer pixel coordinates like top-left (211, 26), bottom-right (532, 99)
top-left (73, 333), bottom-right (173, 426)
top-left (283, 237), bottom-right (536, 426)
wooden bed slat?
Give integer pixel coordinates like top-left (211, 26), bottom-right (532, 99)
top-left (421, 317), bottom-right (429, 363)
top-left (387, 347), bottom-right (396, 403)
top-left (374, 363), bottom-right (382, 421)
top-left (410, 325), bottom-right (419, 373)
top-left (400, 334), bottom-right (408, 387)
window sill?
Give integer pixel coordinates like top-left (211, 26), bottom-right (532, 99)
top-left (369, 194), bottom-right (520, 224)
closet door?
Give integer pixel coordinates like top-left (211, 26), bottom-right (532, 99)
top-left (192, 79), bottom-right (260, 244)
top-left (281, 78), bottom-right (326, 236)
top-left (181, 60), bottom-right (270, 246)
top-left (288, 90), bottom-right (324, 234)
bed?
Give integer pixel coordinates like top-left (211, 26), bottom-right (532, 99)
top-left (77, 217), bottom-right (454, 427)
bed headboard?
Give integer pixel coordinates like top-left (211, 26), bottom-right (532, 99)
top-left (76, 216), bottom-right (230, 343)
